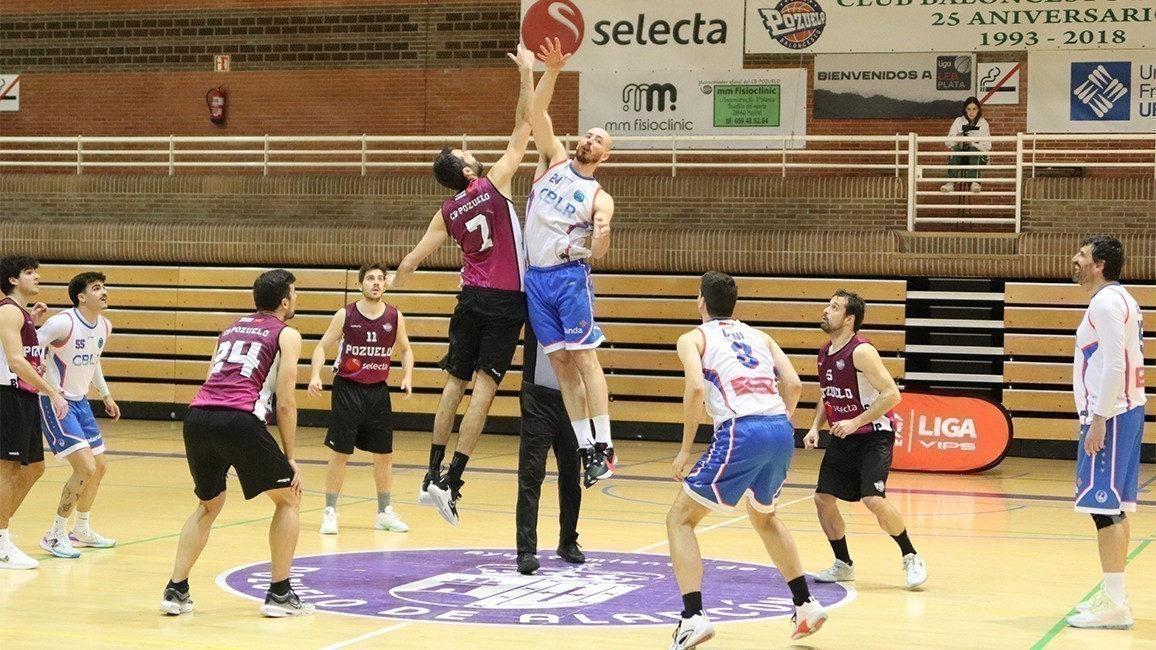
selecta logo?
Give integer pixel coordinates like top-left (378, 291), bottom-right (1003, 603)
top-left (219, 549), bottom-right (853, 626)
top-left (522, 0), bottom-right (585, 55)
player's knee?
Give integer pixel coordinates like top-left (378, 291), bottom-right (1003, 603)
top-left (93, 455), bottom-right (108, 479)
top-left (569, 349), bottom-right (600, 373)
top-left (862, 496), bottom-right (886, 513)
top-left (199, 494), bottom-right (226, 516)
top-left (74, 455), bottom-right (97, 481)
top-left (24, 462), bottom-right (45, 483)
top-left (1092, 513), bottom-right (1126, 530)
top-left (814, 492), bottom-right (836, 509)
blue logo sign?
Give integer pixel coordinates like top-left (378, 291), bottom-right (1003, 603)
top-left (1071, 62), bottom-right (1131, 121)
top-left (219, 548), bottom-right (853, 626)
top-left (573, 190), bottom-right (586, 203)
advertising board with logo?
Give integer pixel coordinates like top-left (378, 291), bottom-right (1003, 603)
top-left (891, 392), bottom-right (1013, 473)
top-left (1027, 49), bottom-right (1156, 132)
top-left (520, 0), bottom-right (744, 71)
top-left (814, 53), bottom-right (975, 119)
top-left (219, 549), bottom-right (854, 625)
top-left (746, 0), bottom-right (1156, 54)
top-left (579, 69), bottom-right (807, 148)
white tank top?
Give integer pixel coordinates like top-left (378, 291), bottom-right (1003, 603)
top-left (524, 160), bottom-right (601, 268)
top-left (698, 319), bottom-right (788, 427)
top-left (39, 309), bottom-right (112, 401)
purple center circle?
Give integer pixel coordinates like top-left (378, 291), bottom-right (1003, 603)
top-left (218, 548), bottom-right (853, 627)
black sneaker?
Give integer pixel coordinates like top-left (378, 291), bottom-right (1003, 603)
top-left (556, 541), bottom-right (586, 564)
top-left (517, 552), bottom-right (540, 575)
top-left (428, 476), bottom-right (463, 526)
top-left (579, 447), bottom-right (594, 472)
top-left (583, 444), bottom-right (616, 488)
top-left (159, 586), bottom-right (195, 615)
top-left (259, 589), bottom-right (316, 617)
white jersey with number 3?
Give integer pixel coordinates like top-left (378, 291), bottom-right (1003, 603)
top-left (698, 319), bottom-right (788, 427)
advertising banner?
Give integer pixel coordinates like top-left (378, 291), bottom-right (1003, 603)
top-left (814, 53), bottom-right (975, 118)
top-left (579, 69), bottom-right (807, 148)
top-left (745, 0), bottom-right (1156, 54)
top-left (891, 393), bottom-right (1013, 473)
top-left (1028, 49), bottom-right (1156, 132)
top-left (520, 0), bottom-right (744, 71)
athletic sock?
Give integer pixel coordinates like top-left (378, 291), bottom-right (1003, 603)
top-left (681, 591), bottom-right (703, 618)
top-left (891, 529), bottom-right (917, 556)
top-left (0, 529), bottom-right (9, 547)
top-left (74, 511), bottom-right (91, 533)
top-left (829, 536), bottom-right (852, 565)
top-left (447, 451), bottom-right (469, 485)
top-left (571, 418), bottom-right (594, 449)
top-left (592, 414), bottom-right (612, 445)
top-left (167, 578), bottom-right (189, 593)
top-left (377, 492), bottom-right (391, 512)
top-left (269, 579), bottom-right (291, 597)
top-left (51, 515), bottom-right (69, 536)
top-left (1102, 572), bottom-right (1126, 605)
top-left (428, 444), bottom-right (446, 475)
top-left (325, 493), bottom-right (339, 509)
top-left (787, 576), bottom-right (811, 607)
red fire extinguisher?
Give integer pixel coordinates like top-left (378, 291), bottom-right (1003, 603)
top-left (206, 87), bottom-right (226, 125)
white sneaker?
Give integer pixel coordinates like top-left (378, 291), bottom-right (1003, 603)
top-left (69, 528), bottom-right (117, 548)
top-left (790, 597), bottom-right (828, 640)
top-left (970, 182), bottom-right (982, 193)
top-left (40, 532), bottom-right (81, 559)
top-left (1075, 591), bottom-right (1129, 614)
top-left (669, 611), bottom-right (715, 649)
top-left (320, 507), bottom-right (338, 535)
top-left (374, 506), bottom-right (409, 532)
top-left (940, 182), bottom-right (953, 193)
top-left (259, 589), bottom-right (316, 618)
top-left (903, 553), bottom-right (928, 589)
top-left (813, 559), bottom-right (855, 583)
top-left (0, 542), bottom-right (39, 570)
top-left (1067, 593), bottom-right (1133, 629)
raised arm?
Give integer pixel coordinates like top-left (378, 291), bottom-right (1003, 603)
top-left (307, 307), bottom-right (346, 397)
top-left (486, 44), bottom-right (537, 197)
top-left (530, 37), bottom-right (571, 166)
top-left (388, 210), bottom-right (449, 290)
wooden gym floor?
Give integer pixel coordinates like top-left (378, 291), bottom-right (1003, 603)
top-left (0, 419), bottom-right (1152, 650)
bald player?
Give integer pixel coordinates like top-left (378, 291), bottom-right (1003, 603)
top-left (524, 38), bottom-right (618, 488)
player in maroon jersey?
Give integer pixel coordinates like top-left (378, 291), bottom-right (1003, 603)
top-left (387, 44), bottom-right (535, 525)
top-left (308, 263), bottom-right (413, 535)
top-left (162, 269), bottom-right (313, 617)
top-left (803, 290), bottom-right (927, 590)
top-left (0, 255), bottom-right (68, 570)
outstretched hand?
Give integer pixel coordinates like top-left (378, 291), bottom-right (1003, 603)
top-left (536, 37), bottom-right (572, 72)
top-left (507, 42), bottom-right (535, 71)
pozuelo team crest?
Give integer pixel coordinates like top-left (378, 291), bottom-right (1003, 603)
top-left (219, 548), bottom-right (853, 626)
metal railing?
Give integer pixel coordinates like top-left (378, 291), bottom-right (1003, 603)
top-left (1, 132), bottom-right (1152, 232)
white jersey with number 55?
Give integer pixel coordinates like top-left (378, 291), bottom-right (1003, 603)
top-left (697, 319), bottom-right (788, 427)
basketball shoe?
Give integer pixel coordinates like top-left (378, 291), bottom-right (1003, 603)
top-left (583, 443), bottom-right (616, 488)
top-left (160, 586), bottom-right (195, 615)
top-left (418, 469), bottom-right (439, 506)
top-left (374, 506), bottom-right (409, 532)
top-left (670, 611), bottom-right (715, 649)
top-left (69, 528), bottom-right (117, 548)
top-left (427, 476), bottom-right (463, 526)
top-left (1067, 593), bottom-right (1133, 629)
top-left (260, 589), bottom-right (316, 618)
top-left (790, 597), bottom-right (828, 640)
top-left (903, 553), bottom-right (928, 589)
top-left (320, 507), bottom-right (338, 535)
top-left (40, 532), bottom-right (81, 559)
top-left (0, 542), bottom-right (39, 570)
top-left (1075, 591), bottom-right (1129, 613)
top-left (813, 559), bottom-right (854, 583)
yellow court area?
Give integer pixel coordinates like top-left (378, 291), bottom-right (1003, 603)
top-left (0, 419), bottom-right (1152, 650)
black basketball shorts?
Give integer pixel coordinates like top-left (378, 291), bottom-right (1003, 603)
top-left (440, 287), bottom-right (526, 384)
top-left (183, 406), bottom-right (295, 500)
top-left (815, 429), bottom-right (896, 502)
top-left (0, 385), bottom-right (44, 466)
top-left (324, 375), bottom-right (393, 455)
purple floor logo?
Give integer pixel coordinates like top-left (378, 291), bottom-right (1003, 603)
top-left (217, 549), bottom-right (853, 627)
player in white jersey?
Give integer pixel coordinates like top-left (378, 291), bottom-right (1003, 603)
top-left (1066, 236), bottom-right (1146, 630)
top-left (526, 38), bottom-right (618, 488)
top-left (666, 272), bottom-right (827, 648)
top-left (36, 272), bottom-right (120, 558)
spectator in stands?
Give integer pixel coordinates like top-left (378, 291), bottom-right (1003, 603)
top-left (941, 97), bottom-right (991, 194)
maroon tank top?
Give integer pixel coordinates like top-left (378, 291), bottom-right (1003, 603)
top-left (335, 303), bottom-right (397, 384)
top-left (0, 297), bottom-right (43, 393)
top-left (441, 176), bottom-right (526, 292)
top-left (190, 313), bottom-right (289, 422)
top-left (817, 333), bottom-right (894, 435)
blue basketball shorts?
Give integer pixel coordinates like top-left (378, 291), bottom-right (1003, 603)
top-left (1075, 406), bottom-right (1144, 514)
top-left (39, 396), bottom-right (105, 459)
top-left (524, 260), bottom-right (605, 354)
top-left (684, 414), bottom-right (795, 513)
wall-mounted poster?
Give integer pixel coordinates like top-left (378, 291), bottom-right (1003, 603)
top-left (814, 53), bottom-right (976, 119)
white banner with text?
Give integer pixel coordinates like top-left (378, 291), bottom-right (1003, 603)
top-left (1028, 49), bottom-right (1156, 132)
top-left (814, 53), bottom-right (976, 118)
top-left (746, 0), bottom-right (1155, 54)
top-left (579, 69), bottom-right (808, 148)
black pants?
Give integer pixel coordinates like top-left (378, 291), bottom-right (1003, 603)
top-left (516, 382), bottom-right (582, 555)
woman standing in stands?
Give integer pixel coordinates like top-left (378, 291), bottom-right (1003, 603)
top-left (941, 96), bottom-right (991, 194)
